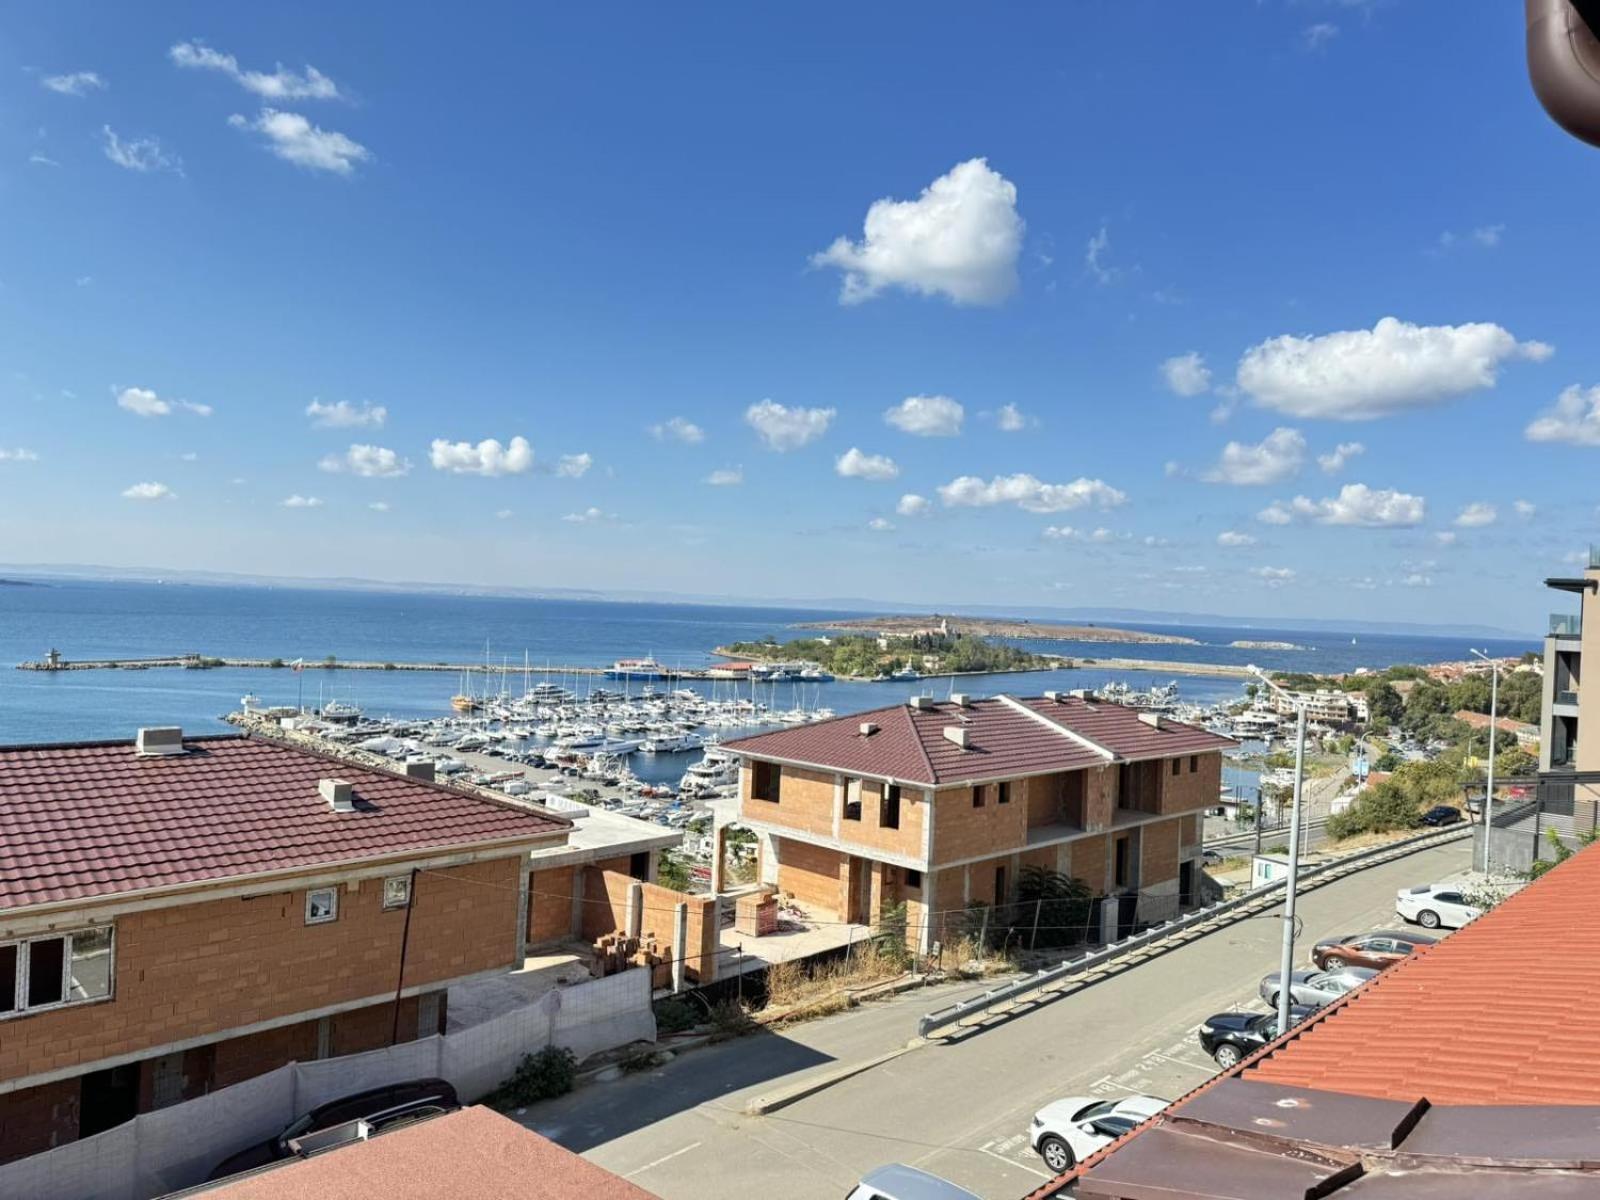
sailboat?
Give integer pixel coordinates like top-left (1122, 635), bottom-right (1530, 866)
top-left (451, 669), bottom-right (481, 712)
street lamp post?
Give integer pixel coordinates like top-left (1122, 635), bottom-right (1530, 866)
top-left (1469, 649), bottom-right (1500, 873)
top-left (1249, 666), bottom-right (1307, 1038)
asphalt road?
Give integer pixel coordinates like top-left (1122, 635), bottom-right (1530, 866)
top-left (518, 840), bottom-right (1471, 1200)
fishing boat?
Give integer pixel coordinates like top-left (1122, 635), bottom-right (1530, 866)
top-left (606, 656), bottom-right (671, 681)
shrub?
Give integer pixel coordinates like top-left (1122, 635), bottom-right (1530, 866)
top-left (1006, 865), bottom-right (1092, 950)
top-left (652, 997), bottom-right (697, 1034)
top-left (492, 1045), bottom-right (577, 1106)
top-left (620, 1046), bottom-right (659, 1073)
top-left (268, 658), bottom-right (285, 669)
top-left (707, 999), bottom-right (756, 1041)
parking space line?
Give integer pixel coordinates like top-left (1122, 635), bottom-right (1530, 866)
top-left (623, 1141), bottom-right (702, 1178)
top-left (978, 1144), bottom-right (1053, 1180)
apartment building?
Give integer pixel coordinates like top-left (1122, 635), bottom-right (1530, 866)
top-left (1543, 564), bottom-right (1595, 769)
top-left (0, 729), bottom-right (569, 1163)
top-left (719, 693), bottom-right (1233, 951)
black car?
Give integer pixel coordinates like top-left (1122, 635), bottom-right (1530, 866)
top-left (207, 1078), bottom-right (460, 1180)
top-left (1197, 1007), bottom-right (1315, 1069)
top-left (1419, 805), bottom-right (1464, 827)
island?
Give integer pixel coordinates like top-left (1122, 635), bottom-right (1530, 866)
top-left (1230, 640), bottom-right (1303, 651)
top-left (793, 614), bottom-right (1199, 646)
top-left (717, 631), bottom-right (1053, 679)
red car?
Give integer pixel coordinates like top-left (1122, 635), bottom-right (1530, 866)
top-left (1310, 929), bottom-right (1437, 971)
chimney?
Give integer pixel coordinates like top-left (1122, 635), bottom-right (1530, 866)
top-left (943, 726), bottom-right (971, 749)
top-left (950, 693), bottom-right (972, 708)
top-left (1138, 711), bottom-right (1163, 729)
top-left (1069, 689), bottom-right (1091, 700)
top-left (135, 726), bottom-right (186, 757)
top-left (859, 722), bottom-right (879, 737)
top-left (319, 778), bottom-right (357, 812)
top-left (909, 697), bottom-right (935, 711)
top-left (1043, 690), bottom-right (1063, 703)
top-left (403, 759), bottom-right (436, 783)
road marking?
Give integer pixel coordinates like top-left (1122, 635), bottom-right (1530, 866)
top-left (624, 1141), bottom-right (702, 1178)
top-left (978, 1143), bottom-right (1054, 1180)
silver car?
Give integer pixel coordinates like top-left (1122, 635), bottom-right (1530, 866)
top-left (1257, 966), bottom-right (1377, 1009)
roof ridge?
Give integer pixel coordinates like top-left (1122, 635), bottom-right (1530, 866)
top-left (0, 732), bottom-right (246, 753)
top-left (997, 694), bottom-right (1116, 760)
top-left (896, 701), bottom-right (939, 783)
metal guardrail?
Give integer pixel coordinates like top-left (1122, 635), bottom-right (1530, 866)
top-left (916, 824), bottom-right (1472, 1038)
top-left (1207, 818), bottom-right (1329, 854)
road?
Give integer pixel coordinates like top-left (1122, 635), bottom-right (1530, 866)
top-left (517, 839), bottom-right (1470, 1199)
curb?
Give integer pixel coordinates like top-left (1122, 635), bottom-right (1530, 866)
top-left (744, 1043), bottom-right (920, 1115)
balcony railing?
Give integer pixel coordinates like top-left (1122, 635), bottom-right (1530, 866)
top-left (1551, 613), bottom-right (1582, 636)
top-left (1556, 690), bottom-right (1580, 708)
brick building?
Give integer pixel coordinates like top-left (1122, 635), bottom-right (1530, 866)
top-left (0, 729), bottom-right (569, 1163)
top-left (716, 692), bottom-right (1233, 951)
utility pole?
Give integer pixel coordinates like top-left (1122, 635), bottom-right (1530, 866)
top-left (1470, 649), bottom-right (1500, 873)
top-left (1251, 666), bottom-right (1307, 1038)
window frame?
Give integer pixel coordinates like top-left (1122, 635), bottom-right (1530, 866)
top-left (843, 777), bottom-right (863, 822)
top-left (382, 875), bottom-right (413, 910)
top-left (751, 761), bottom-right (781, 804)
top-left (1171, 759), bottom-right (1181, 777)
top-left (880, 783), bottom-right (901, 829)
top-left (996, 781), bottom-right (1011, 805)
top-left (305, 886), bottom-right (340, 926)
top-left (1189, 755), bottom-right (1199, 773)
top-left (0, 926), bottom-right (116, 1021)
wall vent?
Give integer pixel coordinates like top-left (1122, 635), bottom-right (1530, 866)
top-left (135, 727), bottom-right (186, 757)
top-left (859, 722), bottom-right (879, 737)
top-left (319, 778), bottom-right (357, 812)
top-left (943, 726), bottom-right (971, 749)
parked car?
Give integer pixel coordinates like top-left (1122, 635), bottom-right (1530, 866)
top-left (1200, 847), bottom-right (1227, 866)
top-left (1198, 1006), bottom-right (1316, 1068)
top-left (1028, 1094), bottom-right (1168, 1172)
top-left (1258, 966), bottom-right (1378, 1009)
top-left (846, 1164), bottom-right (982, 1200)
top-left (1419, 805), bottom-right (1464, 826)
top-left (1396, 883), bottom-right (1482, 930)
top-left (1310, 929), bottom-right (1437, 970)
top-left (207, 1078), bottom-right (461, 1180)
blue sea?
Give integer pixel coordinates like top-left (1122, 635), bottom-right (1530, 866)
top-left (0, 579), bottom-right (1538, 748)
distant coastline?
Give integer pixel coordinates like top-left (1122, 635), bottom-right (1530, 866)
top-left (793, 614), bottom-right (1200, 646)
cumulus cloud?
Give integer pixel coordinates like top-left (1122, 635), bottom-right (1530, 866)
top-left (1253, 566), bottom-right (1296, 586)
top-left (306, 399), bottom-right (386, 428)
top-left (281, 494), bottom-right (323, 508)
top-left (835, 448), bottom-right (900, 481)
top-left (555, 453), bottom-right (592, 479)
top-left (117, 387), bottom-right (169, 417)
top-left (429, 436), bottom-right (533, 476)
top-left (1317, 441), bottom-right (1365, 474)
top-left (1236, 317), bottom-right (1552, 419)
top-left (318, 444), bottom-right (410, 478)
top-left (995, 403), bottom-right (1028, 432)
top-left (884, 394), bottom-right (964, 437)
top-left (1525, 384), bottom-right (1600, 445)
top-left (1514, 499), bottom-right (1536, 518)
top-left (122, 481), bottom-right (174, 501)
top-left (1043, 525), bottom-right (1118, 543)
top-left (868, 517), bottom-right (894, 532)
top-left (1217, 530), bottom-right (1257, 547)
top-left (1161, 352), bottom-right (1211, 397)
top-left (651, 416), bottom-right (704, 444)
top-left (1257, 483), bottom-right (1427, 528)
top-left (745, 400), bottom-right (834, 451)
top-left (1454, 501), bottom-right (1497, 528)
top-left (170, 41), bottom-right (341, 101)
top-left (1202, 427), bottom-right (1306, 486)
top-left (228, 109), bottom-right (369, 175)
top-left (42, 71), bottom-right (105, 97)
top-left (897, 493), bottom-right (931, 517)
top-left (562, 507), bottom-right (613, 524)
top-left (938, 473), bottom-right (1127, 513)
top-left (102, 126), bottom-right (180, 174)
top-left (811, 158), bottom-right (1023, 306)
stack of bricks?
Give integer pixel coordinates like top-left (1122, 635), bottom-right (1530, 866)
top-left (591, 932), bottom-right (672, 988)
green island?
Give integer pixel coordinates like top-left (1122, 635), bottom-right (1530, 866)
top-left (719, 631), bottom-right (1052, 679)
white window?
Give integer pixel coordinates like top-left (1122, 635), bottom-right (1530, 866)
top-left (382, 876), bottom-right (412, 910)
top-left (305, 887), bottom-right (339, 925)
top-left (0, 927), bottom-right (115, 1019)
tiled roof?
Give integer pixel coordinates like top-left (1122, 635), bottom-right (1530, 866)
top-left (0, 734), bottom-right (568, 912)
top-left (721, 694), bottom-right (1233, 785)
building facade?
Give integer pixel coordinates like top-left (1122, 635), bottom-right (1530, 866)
top-left (1542, 565), bottom-right (1596, 770)
top-left (717, 693), bottom-right (1233, 952)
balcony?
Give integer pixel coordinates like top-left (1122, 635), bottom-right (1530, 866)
top-left (1555, 690), bottom-right (1580, 709)
top-left (1551, 613), bottom-right (1582, 637)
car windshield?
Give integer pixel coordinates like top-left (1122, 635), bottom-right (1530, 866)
top-left (1073, 1100), bottom-right (1116, 1122)
top-left (1093, 1117), bottom-right (1138, 1136)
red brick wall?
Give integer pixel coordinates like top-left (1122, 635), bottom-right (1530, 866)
top-left (1141, 819), bottom-right (1181, 889)
top-left (577, 869), bottom-right (720, 983)
top-left (0, 1077), bottom-right (79, 1162)
top-left (774, 839), bottom-right (845, 917)
top-left (1159, 752), bottom-right (1222, 815)
top-left (527, 865), bottom-right (576, 945)
top-left (931, 785), bottom-right (1029, 866)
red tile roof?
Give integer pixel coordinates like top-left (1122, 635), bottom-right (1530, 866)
top-left (0, 734), bottom-right (568, 913)
top-left (722, 694), bottom-right (1233, 785)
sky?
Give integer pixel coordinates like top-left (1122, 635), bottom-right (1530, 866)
top-left (3, 2), bottom-right (1599, 634)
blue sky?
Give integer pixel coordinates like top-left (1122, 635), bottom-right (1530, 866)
top-left (3, 2), bottom-right (1598, 632)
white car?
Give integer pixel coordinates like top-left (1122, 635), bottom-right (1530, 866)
top-left (1029, 1094), bottom-right (1167, 1172)
top-left (1396, 882), bottom-right (1481, 930)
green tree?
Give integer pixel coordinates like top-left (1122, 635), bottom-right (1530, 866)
top-left (1367, 683), bottom-right (1403, 724)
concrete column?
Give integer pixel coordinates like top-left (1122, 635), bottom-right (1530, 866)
top-left (709, 825), bottom-right (727, 894)
top-left (671, 900), bottom-right (689, 992)
top-left (626, 880), bottom-right (644, 939)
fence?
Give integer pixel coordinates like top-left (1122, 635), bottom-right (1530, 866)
top-left (0, 969), bottom-right (655, 1200)
top-left (1477, 773), bottom-right (1600, 876)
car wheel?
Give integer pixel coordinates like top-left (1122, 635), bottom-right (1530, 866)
top-left (1214, 1043), bottom-right (1243, 1069)
top-left (1038, 1135), bottom-right (1075, 1173)
top-left (1268, 992), bottom-right (1281, 1009)
top-left (1418, 909), bottom-right (1441, 929)
top-left (1322, 955), bottom-right (1345, 970)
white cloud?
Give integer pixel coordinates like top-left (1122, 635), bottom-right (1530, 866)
top-left (1237, 317), bottom-right (1552, 419)
top-left (1253, 566), bottom-right (1296, 587)
top-left (835, 447), bottom-right (900, 481)
top-left (651, 416), bottom-right (704, 444)
top-left (42, 71), bottom-right (105, 97)
top-left (562, 507), bottom-right (613, 524)
top-left (745, 400), bottom-right (835, 451)
top-left (369, 501), bottom-right (391, 513)
top-left (1043, 526), bottom-right (1119, 543)
top-left (178, 452), bottom-right (198, 462)
top-left (29, 153), bottom-right (60, 168)
top-left (1317, 441), bottom-right (1365, 474)
top-left (938, 473), bottom-right (1127, 514)
top-left (306, 399), bottom-right (386, 429)
top-left (1257, 482), bottom-right (1427, 528)
top-left (1217, 530), bottom-right (1257, 547)
top-left (1514, 499), bottom-right (1536, 518)
top-left (811, 158), bottom-right (1023, 306)
top-left (228, 109), bottom-right (369, 175)
top-left (1401, 573), bottom-right (1433, 588)
top-left (1303, 22), bottom-right (1340, 49)
top-left (169, 42), bottom-right (341, 101)
top-left (117, 387), bottom-right (169, 417)
top-left (896, 493), bottom-right (931, 517)
top-left (1454, 501), bottom-right (1497, 527)
top-left (102, 126), bottom-right (180, 174)
top-left (1085, 224), bottom-right (1118, 285)
top-left (122, 482), bottom-right (174, 501)
top-left (1438, 224), bottom-right (1505, 251)
top-left (281, 494), bottom-right (323, 508)
top-left (884, 394), bottom-right (964, 437)
top-left (556, 452), bottom-right (592, 479)
top-left (704, 467), bottom-right (743, 486)
top-left (1202, 427), bottom-right (1306, 486)
top-left (1435, 531), bottom-right (1457, 545)
top-left (1525, 384), bottom-right (1600, 445)
top-left (868, 517), bottom-right (894, 532)
top-left (0, 448), bottom-right (39, 463)
top-left (429, 436), bottom-right (533, 476)
top-left (1161, 352), bottom-right (1211, 397)
top-left (318, 444), bottom-right (410, 478)
top-left (1350, 577), bottom-right (1379, 590)
top-left (995, 403), bottom-right (1028, 432)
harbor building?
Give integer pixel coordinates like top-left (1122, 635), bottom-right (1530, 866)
top-left (715, 693), bottom-right (1233, 953)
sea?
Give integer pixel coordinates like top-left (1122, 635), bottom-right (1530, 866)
top-left (0, 579), bottom-right (1539, 758)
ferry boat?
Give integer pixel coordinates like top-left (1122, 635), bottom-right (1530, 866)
top-left (321, 699), bottom-right (363, 724)
top-left (606, 656), bottom-right (671, 681)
